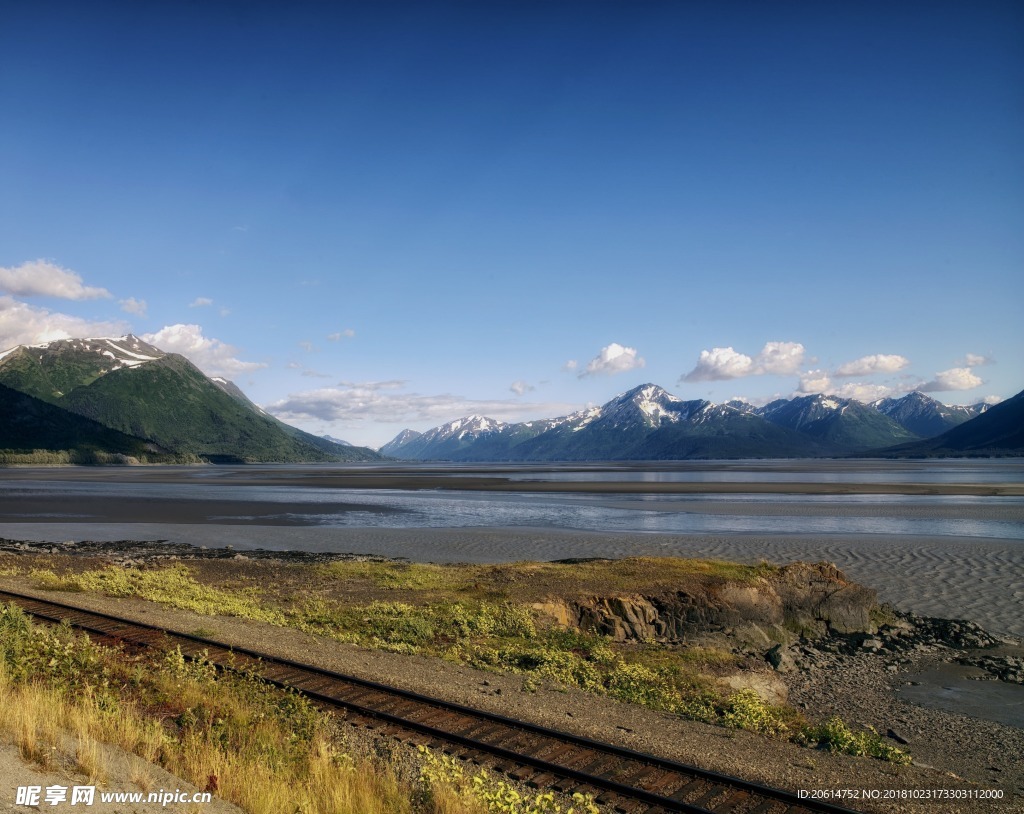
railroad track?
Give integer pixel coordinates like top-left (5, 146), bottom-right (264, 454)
top-left (0, 588), bottom-right (863, 814)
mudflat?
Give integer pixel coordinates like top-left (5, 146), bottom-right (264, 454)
top-left (2, 462), bottom-right (1022, 495)
top-left (2, 462), bottom-right (1021, 636)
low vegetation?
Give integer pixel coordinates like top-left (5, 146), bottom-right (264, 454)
top-left (0, 603), bottom-right (597, 814)
top-left (0, 449), bottom-right (194, 465)
top-left (19, 556), bottom-right (911, 765)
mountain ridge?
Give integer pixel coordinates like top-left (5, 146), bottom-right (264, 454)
top-left (380, 384), bottom-right (1002, 461)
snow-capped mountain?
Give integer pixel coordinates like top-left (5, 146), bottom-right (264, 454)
top-left (724, 399), bottom-right (757, 414)
top-left (757, 394), bottom-right (849, 427)
top-left (379, 429), bottom-right (423, 456)
top-left (0, 335), bottom-right (381, 463)
top-left (594, 384), bottom-right (707, 428)
top-left (0, 335), bottom-right (165, 399)
top-left (872, 391), bottom-right (988, 437)
top-left (756, 394), bottom-right (918, 450)
top-left (380, 415), bottom-right (512, 460)
top-left (384, 384), bottom-right (826, 461)
top-left (882, 389), bottom-right (1023, 456)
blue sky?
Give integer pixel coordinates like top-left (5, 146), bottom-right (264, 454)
top-left (1, 1), bottom-right (1021, 447)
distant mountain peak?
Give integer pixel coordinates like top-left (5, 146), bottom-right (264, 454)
top-left (601, 383), bottom-right (703, 428)
top-left (431, 414), bottom-right (507, 440)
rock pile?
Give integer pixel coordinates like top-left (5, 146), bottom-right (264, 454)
top-left (763, 607), bottom-right (1022, 685)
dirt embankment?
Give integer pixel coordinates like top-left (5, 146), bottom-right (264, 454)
top-left (536, 561), bottom-right (877, 646)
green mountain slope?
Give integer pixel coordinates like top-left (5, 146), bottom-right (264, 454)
top-left (0, 337), bottom-right (381, 463)
top-left (0, 382), bottom-right (169, 463)
top-left (0, 338), bottom-right (159, 403)
top-left (55, 354), bottom-right (356, 462)
top-left (209, 375), bottom-right (380, 461)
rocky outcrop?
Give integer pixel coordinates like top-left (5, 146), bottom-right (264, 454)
top-left (771, 561), bottom-right (876, 635)
top-left (539, 562), bottom-right (876, 644)
top-left (763, 609), bottom-right (1019, 679)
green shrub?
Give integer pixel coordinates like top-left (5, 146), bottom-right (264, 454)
top-left (800, 717), bottom-right (911, 764)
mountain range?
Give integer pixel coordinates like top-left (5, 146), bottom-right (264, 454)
top-left (380, 384), bottom-right (1009, 461)
top-left (1, 335), bottom-right (1017, 464)
top-left (879, 389), bottom-right (1024, 457)
top-left (0, 336), bottom-right (381, 463)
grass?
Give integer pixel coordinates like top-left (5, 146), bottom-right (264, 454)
top-left (0, 602), bottom-right (600, 814)
top-left (316, 556), bottom-right (777, 601)
top-left (21, 558), bottom-right (911, 764)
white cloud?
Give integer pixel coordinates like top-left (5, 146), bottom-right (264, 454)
top-left (0, 295), bottom-right (127, 350)
top-left (580, 343), bottom-right (646, 378)
top-left (119, 297), bottom-right (147, 316)
top-left (797, 369), bottom-right (832, 394)
top-left (682, 341), bottom-right (805, 382)
top-left (267, 382), bottom-right (574, 426)
top-left (562, 359), bottom-right (578, 372)
top-left (0, 260), bottom-right (111, 300)
top-left (756, 341), bottom-right (805, 375)
top-left (920, 367), bottom-right (983, 392)
top-left (141, 323), bottom-right (266, 377)
top-left (189, 297), bottom-right (213, 308)
top-left (962, 353), bottom-right (993, 367)
top-left (835, 354), bottom-right (910, 377)
top-left (796, 371), bottom-right (904, 401)
top-left (510, 380), bottom-right (534, 396)
top-left (683, 347), bottom-right (754, 381)
top-left (829, 382), bottom-right (900, 402)
top-left (327, 329), bottom-right (356, 341)
top-left (797, 366), bottom-right (913, 401)
top-left (982, 394), bottom-right (1003, 405)
top-left (298, 341), bottom-right (315, 352)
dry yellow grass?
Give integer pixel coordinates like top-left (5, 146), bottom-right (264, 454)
top-left (0, 603), bottom-right (600, 813)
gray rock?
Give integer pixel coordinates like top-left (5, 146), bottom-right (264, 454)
top-left (765, 644), bottom-right (796, 673)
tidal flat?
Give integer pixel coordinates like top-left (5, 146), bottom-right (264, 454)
top-left (1, 460), bottom-right (1022, 636)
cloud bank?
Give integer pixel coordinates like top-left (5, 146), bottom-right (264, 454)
top-left (0, 260), bottom-right (111, 300)
top-left (834, 354), bottom-right (909, 377)
top-left (0, 296), bottom-right (127, 350)
top-left (920, 367), bottom-right (983, 392)
top-left (142, 323), bottom-right (266, 378)
top-left (682, 341), bottom-right (805, 382)
top-left (268, 381), bottom-right (574, 427)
